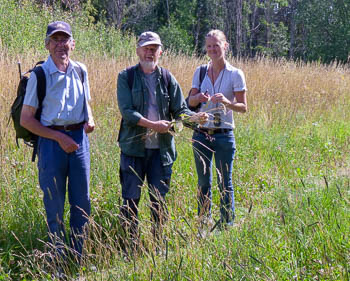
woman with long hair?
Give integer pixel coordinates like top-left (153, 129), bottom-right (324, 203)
top-left (188, 29), bottom-right (247, 230)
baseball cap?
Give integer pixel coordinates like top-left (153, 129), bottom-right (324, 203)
top-left (137, 31), bottom-right (162, 47)
top-left (46, 21), bottom-right (72, 37)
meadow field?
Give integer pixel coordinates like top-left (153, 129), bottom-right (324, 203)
top-left (0, 52), bottom-right (349, 280)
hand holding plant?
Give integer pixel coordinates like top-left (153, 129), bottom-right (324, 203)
top-left (189, 112), bottom-right (209, 124)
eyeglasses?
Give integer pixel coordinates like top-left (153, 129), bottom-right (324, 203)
top-left (50, 37), bottom-right (71, 45)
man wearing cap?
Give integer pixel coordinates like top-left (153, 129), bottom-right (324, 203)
top-left (20, 21), bottom-right (95, 260)
top-left (117, 31), bottom-right (207, 247)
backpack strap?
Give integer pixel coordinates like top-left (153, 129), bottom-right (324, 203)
top-left (126, 65), bottom-right (136, 89)
top-left (118, 65), bottom-right (136, 142)
top-left (33, 66), bottom-right (46, 120)
top-left (74, 65), bottom-right (84, 83)
top-left (160, 67), bottom-right (171, 91)
top-left (74, 63), bottom-right (90, 124)
top-left (160, 67), bottom-right (174, 120)
top-left (198, 64), bottom-right (207, 88)
top-left (31, 66), bottom-right (46, 162)
top-left (186, 64), bottom-right (207, 112)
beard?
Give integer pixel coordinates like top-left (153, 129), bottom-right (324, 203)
top-left (139, 60), bottom-right (158, 72)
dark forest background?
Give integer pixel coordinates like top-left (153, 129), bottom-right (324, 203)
top-left (55, 0), bottom-right (350, 63)
top-left (2, 0), bottom-right (350, 63)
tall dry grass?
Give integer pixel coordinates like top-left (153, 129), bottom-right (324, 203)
top-left (2, 52), bottom-right (349, 133)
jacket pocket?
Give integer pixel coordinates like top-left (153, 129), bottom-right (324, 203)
top-left (160, 93), bottom-right (170, 119)
top-left (131, 89), bottom-right (144, 109)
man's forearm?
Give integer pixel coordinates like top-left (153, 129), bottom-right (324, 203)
top-left (137, 116), bottom-right (155, 129)
top-left (20, 116), bottom-right (61, 141)
top-left (86, 103), bottom-right (94, 123)
top-left (20, 108), bottom-right (79, 153)
top-left (20, 106), bottom-right (62, 142)
top-left (137, 117), bottom-right (171, 133)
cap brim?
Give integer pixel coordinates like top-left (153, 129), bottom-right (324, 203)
top-left (138, 41), bottom-right (162, 47)
top-left (47, 30), bottom-right (72, 37)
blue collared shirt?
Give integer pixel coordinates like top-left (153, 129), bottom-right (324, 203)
top-left (24, 56), bottom-right (91, 126)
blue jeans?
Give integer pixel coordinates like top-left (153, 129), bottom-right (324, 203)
top-left (192, 130), bottom-right (236, 224)
top-left (37, 128), bottom-right (90, 257)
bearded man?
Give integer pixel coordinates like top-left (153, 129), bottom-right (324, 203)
top-left (116, 31), bottom-right (207, 246)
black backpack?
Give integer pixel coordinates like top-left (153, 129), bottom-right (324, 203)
top-left (10, 61), bottom-right (84, 162)
top-left (10, 61), bottom-right (46, 161)
top-left (185, 64), bottom-right (207, 112)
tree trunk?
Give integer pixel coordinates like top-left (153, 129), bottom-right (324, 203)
top-left (224, 0), bottom-right (234, 55)
top-left (165, 0), bottom-right (170, 27)
top-left (265, 0), bottom-right (272, 51)
top-left (194, 0), bottom-right (209, 55)
top-left (234, 0), bottom-right (243, 57)
top-left (248, 1), bottom-right (259, 57)
top-left (289, 0), bottom-right (297, 59)
top-left (106, 0), bottom-right (126, 28)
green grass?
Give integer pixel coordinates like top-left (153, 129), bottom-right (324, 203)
top-left (3, 104), bottom-right (349, 279)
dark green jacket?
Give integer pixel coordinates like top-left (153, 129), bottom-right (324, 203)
top-left (117, 64), bottom-right (193, 166)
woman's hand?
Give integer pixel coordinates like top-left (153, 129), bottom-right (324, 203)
top-left (196, 91), bottom-right (210, 103)
top-left (211, 93), bottom-right (230, 105)
top-left (212, 91), bottom-right (247, 113)
top-left (189, 88), bottom-right (210, 107)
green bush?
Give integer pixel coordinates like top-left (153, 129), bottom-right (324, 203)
top-left (158, 23), bottom-right (194, 55)
top-left (0, 0), bottom-right (135, 58)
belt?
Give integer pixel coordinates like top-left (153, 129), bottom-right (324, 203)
top-left (200, 128), bottom-right (232, 135)
top-left (49, 121), bottom-right (85, 131)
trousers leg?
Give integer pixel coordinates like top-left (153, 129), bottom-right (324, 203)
top-left (192, 132), bottom-right (214, 218)
top-left (67, 129), bottom-right (91, 258)
top-left (119, 152), bottom-right (146, 249)
top-left (213, 132), bottom-right (236, 224)
top-left (145, 149), bottom-right (172, 240)
top-left (38, 136), bottom-right (68, 255)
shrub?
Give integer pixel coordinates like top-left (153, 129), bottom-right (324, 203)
top-left (0, 0), bottom-right (135, 58)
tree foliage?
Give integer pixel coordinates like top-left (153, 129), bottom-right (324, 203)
top-left (94, 0), bottom-right (349, 63)
top-left (3, 0), bottom-right (350, 63)
top-left (0, 0), bottom-right (135, 57)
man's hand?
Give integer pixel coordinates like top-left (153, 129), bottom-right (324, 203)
top-left (189, 112), bottom-right (209, 125)
top-left (84, 120), bottom-right (95, 133)
top-left (56, 132), bottom-right (79, 153)
top-left (151, 120), bottom-right (172, 133)
top-left (137, 117), bottom-right (171, 133)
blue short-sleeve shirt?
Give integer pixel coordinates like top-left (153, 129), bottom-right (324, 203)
top-left (23, 56), bottom-right (91, 126)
